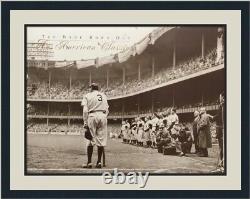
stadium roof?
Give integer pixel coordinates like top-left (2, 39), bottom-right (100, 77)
top-left (27, 27), bottom-right (175, 69)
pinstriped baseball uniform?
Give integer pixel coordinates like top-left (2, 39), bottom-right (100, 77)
top-left (81, 90), bottom-right (109, 147)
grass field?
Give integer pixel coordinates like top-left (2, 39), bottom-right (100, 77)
top-left (27, 134), bottom-right (221, 174)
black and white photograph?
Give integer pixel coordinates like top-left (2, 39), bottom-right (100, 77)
top-left (2, 1), bottom-right (250, 198)
top-left (26, 25), bottom-right (226, 175)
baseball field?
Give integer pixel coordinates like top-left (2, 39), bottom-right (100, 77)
top-left (27, 134), bottom-right (220, 174)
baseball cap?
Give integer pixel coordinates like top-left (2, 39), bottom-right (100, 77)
top-left (89, 83), bottom-right (99, 90)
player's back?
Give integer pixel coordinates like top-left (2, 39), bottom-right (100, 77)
top-left (85, 90), bottom-right (109, 113)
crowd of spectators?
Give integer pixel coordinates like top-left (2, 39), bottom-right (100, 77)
top-left (49, 82), bottom-right (69, 100)
top-left (27, 49), bottom-right (223, 100)
top-left (27, 122), bottom-right (83, 133)
top-left (27, 99), bottom-right (218, 143)
top-left (27, 122), bottom-right (122, 137)
top-left (104, 49), bottom-right (222, 96)
top-left (27, 123), bottom-right (50, 132)
top-left (27, 104), bottom-right (47, 115)
top-left (27, 118), bottom-right (217, 144)
top-left (27, 80), bottom-right (89, 100)
top-left (28, 81), bottom-right (50, 99)
top-left (69, 80), bottom-right (92, 99)
top-left (27, 99), bottom-right (218, 119)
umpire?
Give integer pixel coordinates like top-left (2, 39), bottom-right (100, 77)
top-left (81, 83), bottom-right (109, 168)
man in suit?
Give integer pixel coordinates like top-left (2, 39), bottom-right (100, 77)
top-left (193, 110), bottom-right (200, 154)
top-left (197, 107), bottom-right (212, 157)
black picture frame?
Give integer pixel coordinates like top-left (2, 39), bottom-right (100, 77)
top-left (1, 1), bottom-right (249, 198)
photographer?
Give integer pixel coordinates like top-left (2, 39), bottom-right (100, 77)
top-left (213, 92), bottom-right (225, 170)
top-left (156, 123), bottom-right (172, 153)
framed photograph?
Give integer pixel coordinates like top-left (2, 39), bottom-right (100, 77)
top-left (1, 1), bottom-right (249, 198)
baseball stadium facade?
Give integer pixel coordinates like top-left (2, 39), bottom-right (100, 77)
top-left (27, 26), bottom-right (225, 133)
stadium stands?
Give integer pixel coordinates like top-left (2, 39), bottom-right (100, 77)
top-left (27, 49), bottom-right (223, 100)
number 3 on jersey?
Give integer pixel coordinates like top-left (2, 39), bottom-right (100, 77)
top-left (97, 94), bottom-right (103, 101)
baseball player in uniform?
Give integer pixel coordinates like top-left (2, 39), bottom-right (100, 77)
top-left (81, 83), bottom-right (109, 168)
top-left (121, 121), bottom-right (127, 143)
top-left (125, 120), bottom-right (131, 143)
top-left (151, 113), bottom-right (159, 132)
top-left (131, 121), bottom-right (137, 145)
top-left (144, 117), bottom-right (152, 147)
top-left (137, 118), bottom-right (145, 146)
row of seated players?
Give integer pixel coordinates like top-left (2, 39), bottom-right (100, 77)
top-left (27, 49), bottom-right (223, 99)
top-left (114, 108), bottom-right (217, 157)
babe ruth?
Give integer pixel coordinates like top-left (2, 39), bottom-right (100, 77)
top-left (81, 83), bottom-right (109, 168)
